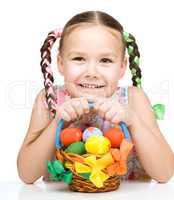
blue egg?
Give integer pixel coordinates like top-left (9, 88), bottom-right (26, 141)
top-left (82, 127), bottom-right (103, 141)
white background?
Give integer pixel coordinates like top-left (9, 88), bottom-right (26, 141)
top-left (0, 0), bottom-right (174, 182)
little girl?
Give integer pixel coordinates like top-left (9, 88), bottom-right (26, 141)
top-left (17, 10), bottom-right (174, 184)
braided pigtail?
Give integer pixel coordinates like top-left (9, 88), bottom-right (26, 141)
top-left (40, 28), bottom-right (62, 117)
top-left (123, 32), bottom-right (142, 88)
top-left (123, 32), bottom-right (165, 119)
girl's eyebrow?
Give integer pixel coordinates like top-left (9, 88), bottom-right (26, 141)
top-left (67, 51), bottom-right (117, 57)
top-left (67, 52), bottom-right (84, 56)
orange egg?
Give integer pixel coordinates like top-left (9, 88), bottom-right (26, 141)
top-left (104, 128), bottom-right (124, 148)
top-left (60, 128), bottom-right (83, 147)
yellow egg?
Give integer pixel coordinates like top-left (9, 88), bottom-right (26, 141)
top-left (85, 135), bottom-right (111, 155)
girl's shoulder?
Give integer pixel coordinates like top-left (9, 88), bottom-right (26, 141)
top-left (127, 85), bottom-right (150, 103)
top-left (127, 85), bottom-right (154, 114)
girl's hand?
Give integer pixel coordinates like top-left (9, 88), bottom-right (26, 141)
top-left (91, 96), bottom-right (136, 127)
top-left (55, 97), bottom-right (90, 122)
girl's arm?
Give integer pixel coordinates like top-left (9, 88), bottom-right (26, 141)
top-left (128, 86), bottom-right (174, 183)
top-left (16, 89), bottom-right (69, 184)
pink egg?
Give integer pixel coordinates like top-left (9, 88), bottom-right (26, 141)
top-left (82, 127), bottom-right (103, 141)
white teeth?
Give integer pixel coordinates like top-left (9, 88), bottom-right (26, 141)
top-left (78, 83), bottom-right (104, 88)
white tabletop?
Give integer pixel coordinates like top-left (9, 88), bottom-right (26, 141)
top-left (1, 179), bottom-right (174, 200)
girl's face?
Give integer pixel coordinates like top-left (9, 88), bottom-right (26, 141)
top-left (57, 25), bottom-right (127, 98)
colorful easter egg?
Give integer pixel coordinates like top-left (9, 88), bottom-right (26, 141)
top-left (60, 128), bottom-right (83, 147)
top-left (65, 141), bottom-right (86, 155)
top-left (85, 135), bottom-right (111, 155)
top-left (104, 128), bottom-right (124, 148)
top-left (83, 127), bottom-right (103, 141)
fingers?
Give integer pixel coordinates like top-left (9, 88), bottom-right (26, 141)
top-left (71, 97), bottom-right (91, 117)
top-left (109, 107), bottom-right (125, 124)
top-left (105, 107), bottom-right (117, 122)
top-left (55, 95), bottom-right (127, 125)
top-left (71, 100), bottom-right (83, 118)
top-left (61, 110), bottom-right (72, 122)
top-left (64, 102), bottom-right (78, 121)
top-left (93, 98), bottom-right (105, 111)
top-left (56, 107), bottom-right (71, 122)
top-left (95, 98), bottom-right (122, 123)
top-left (112, 115), bottom-right (120, 124)
top-left (55, 97), bottom-right (91, 122)
top-left (98, 102), bottom-right (111, 118)
top-left (80, 98), bottom-right (90, 114)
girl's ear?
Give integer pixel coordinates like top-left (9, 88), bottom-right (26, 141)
top-left (57, 54), bottom-right (65, 75)
top-left (119, 56), bottom-right (127, 80)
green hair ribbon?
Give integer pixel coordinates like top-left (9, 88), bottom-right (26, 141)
top-left (133, 56), bottom-right (140, 65)
top-left (152, 104), bottom-right (165, 120)
top-left (123, 31), bottom-right (134, 43)
top-left (128, 45), bottom-right (134, 55)
top-left (135, 77), bottom-right (142, 88)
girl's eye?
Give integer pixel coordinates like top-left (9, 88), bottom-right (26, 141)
top-left (100, 58), bottom-right (113, 63)
top-left (72, 57), bottom-right (84, 61)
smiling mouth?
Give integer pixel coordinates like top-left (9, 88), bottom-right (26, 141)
top-left (77, 83), bottom-right (105, 89)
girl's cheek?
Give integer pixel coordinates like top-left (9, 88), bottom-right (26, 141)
top-left (66, 63), bottom-right (87, 79)
top-left (64, 69), bottom-right (84, 84)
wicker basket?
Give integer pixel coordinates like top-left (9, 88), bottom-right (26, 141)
top-left (57, 149), bottom-right (120, 192)
top-left (47, 101), bottom-right (132, 193)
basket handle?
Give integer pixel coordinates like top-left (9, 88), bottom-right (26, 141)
top-left (55, 100), bottom-right (130, 149)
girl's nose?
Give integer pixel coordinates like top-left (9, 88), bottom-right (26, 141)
top-left (85, 62), bottom-right (99, 78)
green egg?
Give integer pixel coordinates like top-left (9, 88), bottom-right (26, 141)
top-left (65, 141), bottom-right (86, 155)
